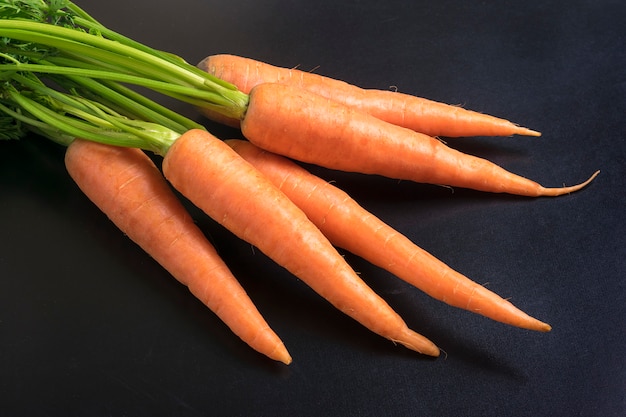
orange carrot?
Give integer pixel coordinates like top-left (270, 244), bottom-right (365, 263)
top-left (161, 129), bottom-right (440, 357)
top-left (64, 139), bottom-right (291, 364)
top-left (240, 83), bottom-right (598, 197)
top-left (226, 139), bottom-right (551, 332)
top-left (199, 54), bottom-right (541, 137)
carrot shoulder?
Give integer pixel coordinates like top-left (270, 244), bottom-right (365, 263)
top-left (226, 139), bottom-right (551, 332)
top-left (199, 54), bottom-right (540, 137)
top-left (161, 129), bottom-right (440, 357)
top-left (64, 139), bottom-right (291, 364)
top-left (240, 83), bottom-right (598, 197)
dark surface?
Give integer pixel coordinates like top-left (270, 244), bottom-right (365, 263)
top-left (1, 1), bottom-right (624, 416)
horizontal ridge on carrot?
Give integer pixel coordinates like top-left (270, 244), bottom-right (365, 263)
top-left (65, 139), bottom-right (291, 364)
top-left (198, 54), bottom-right (541, 138)
top-left (240, 83), bottom-right (598, 197)
top-left (226, 139), bottom-right (551, 332)
top-left (162, 129), bottom-right (440, 357)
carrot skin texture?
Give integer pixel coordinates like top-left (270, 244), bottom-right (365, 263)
top-left (162, 129), bottom-right (440, 357)
top-left (199, 54), bottom-right (540, 137)
top-left (64, 139), bottom-right (291, 365)
top-left (241, 83), bottom-right (598, 197)
top-left (226, 139), bottom-right (551, 332)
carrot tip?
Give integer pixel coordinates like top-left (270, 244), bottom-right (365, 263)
top-left (279, 352), bottom-right (293, 365)
top-left (507, 123), bottom-right (541, 137)
top-left (396, 327), bottom-right (440, 357)
top-left (521, 312), bottom-right (552, 332)
top-left (540, 170), bottom-right (600, 196)
top-left (526, 318), bottom-right (552, 332)
top-left (265, 342), bottom-right (292, 365)
top-left (517, 127), bottom-right (542, 137)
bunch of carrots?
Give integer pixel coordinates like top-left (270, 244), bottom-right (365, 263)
top-left (0, 0), bottom-right (599, 365)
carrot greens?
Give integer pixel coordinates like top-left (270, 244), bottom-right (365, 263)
top-left (0, 0), bottom-right (212, 153)
top-left (0, 68), bottom-right (194, 154)
top-left (0, 0), bottom-right (249, 121)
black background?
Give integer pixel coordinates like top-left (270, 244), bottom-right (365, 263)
top-left (1, 1), bottom-right (624, 416)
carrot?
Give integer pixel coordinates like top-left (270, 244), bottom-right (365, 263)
top-left (64, 139), bottom-right (292, 364)
top-left (240, 83), bottom-right (599, 197)
top-left (198, 54), bottom-right (541, 138)
top-left (3, 8), bottom-right (591, 359)
top-left (5, 61), bottom-right (438, 359)
top-left (226, 139), bottom-right (552, 332)
top-left (161, 129), bottom-right (440, 357)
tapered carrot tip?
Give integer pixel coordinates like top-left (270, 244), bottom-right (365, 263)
top-left (506, 303), bottom-right (552, 332)
top-left (396, 327), bottom-right (440, 357)
top-left (518, 315), bottom-right (552, 332)
top-left (275, 349), bottom-right (293, 365)
top-left (259, 335), bottom-right (292, 364)
top-left (513, 125), bottom-right (542, 137)
top-left (537, 321), bottom-right (552, 332)
top-left (520, 311), bottom-right (552, 332)
top-left (539, 170), bottom-right (600, 196)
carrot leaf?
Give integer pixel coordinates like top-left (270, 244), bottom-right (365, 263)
top-left (0, 0), bottom-right (250, 121)
top-left (0, 68), bottom-right (189, 155)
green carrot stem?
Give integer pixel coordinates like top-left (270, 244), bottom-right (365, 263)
top-left (3, 82), bottom-right (178, 155)
top-left (0, 20), bottom-right (249, 119)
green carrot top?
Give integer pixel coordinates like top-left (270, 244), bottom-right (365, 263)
top-left (0, 0), bottom-right (250, 129)
top-left (0, 69), bottom-right (193, 155)
top-left (0, 0), bottom-right (250, 154)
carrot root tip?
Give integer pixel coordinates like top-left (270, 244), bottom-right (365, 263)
top-left (541, 170), bottom-right (600, 196)
top-left (396, 327), bottom-right (440, 357)
top-left (280, 353), bottom-right (293, 365)
top-left (510, 123), bottom-right (542, 137)
top-left (523, 128), bottom-right (542, 137)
